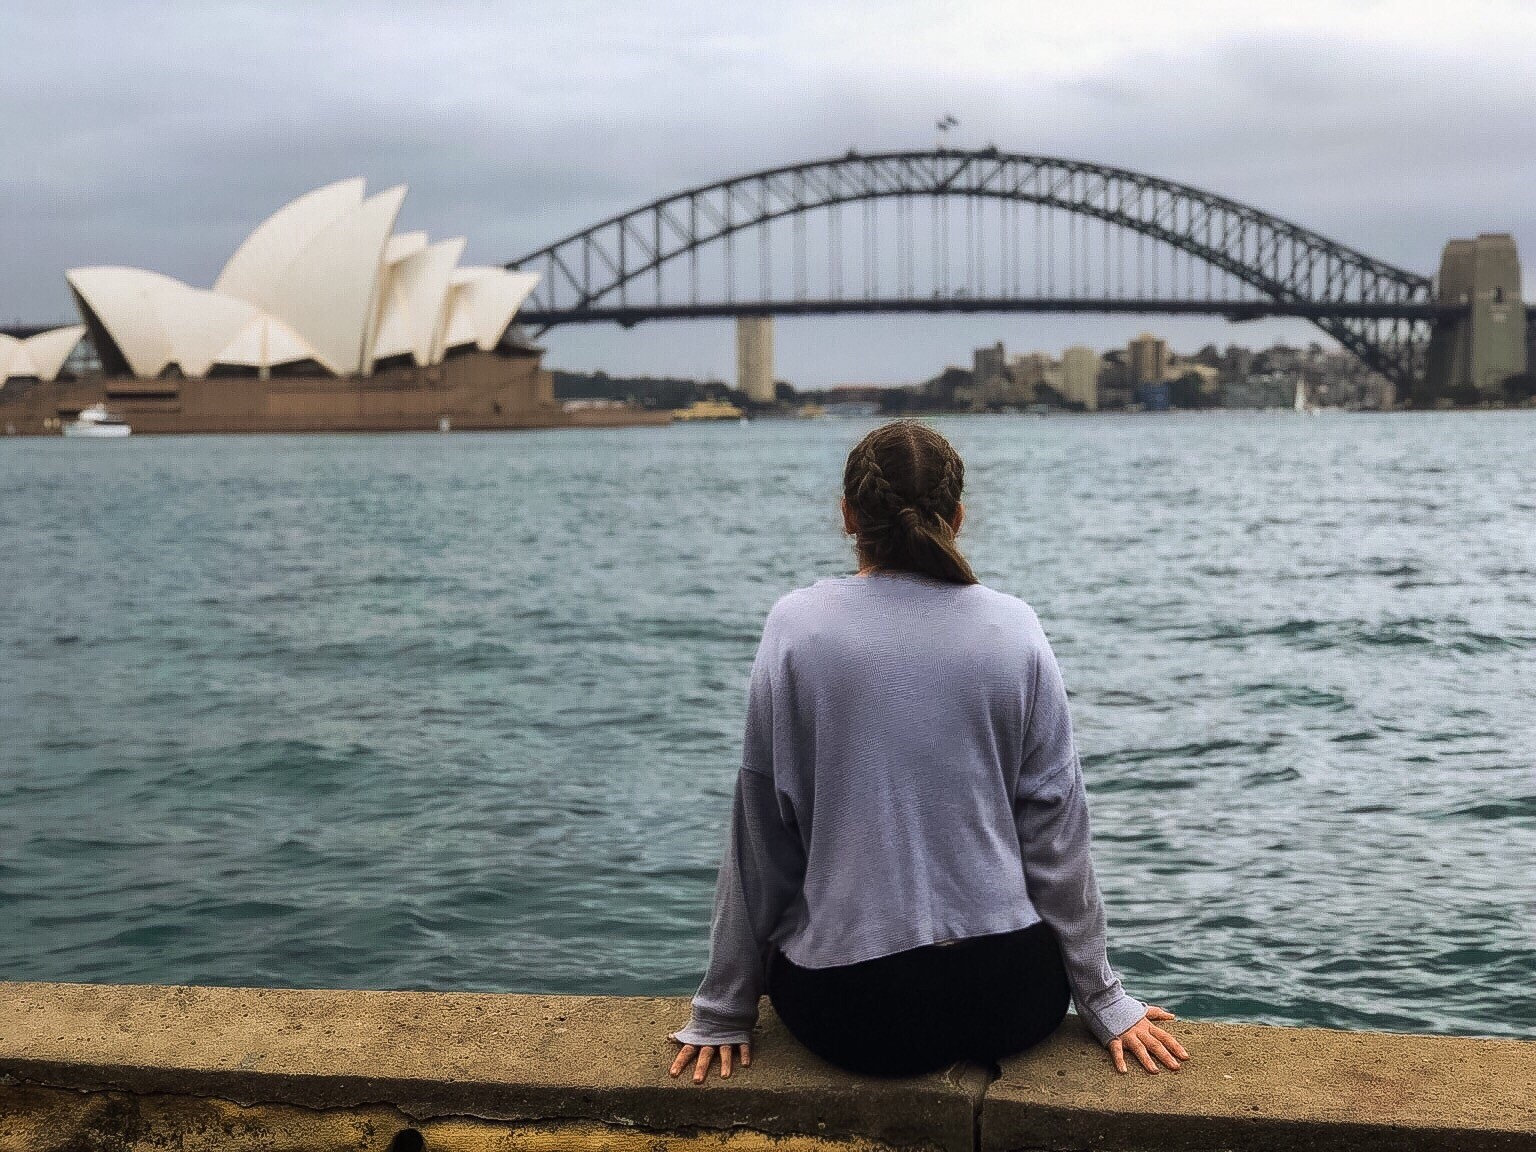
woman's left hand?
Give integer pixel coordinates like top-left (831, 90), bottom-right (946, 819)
top-left (1108, 1006), bottom-right (1187, 1074)
top-left (668, 1039), bottom-right (752, 1083)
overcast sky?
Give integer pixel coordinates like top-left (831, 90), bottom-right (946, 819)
top-left (4, 0), bottom-right (1534, 386)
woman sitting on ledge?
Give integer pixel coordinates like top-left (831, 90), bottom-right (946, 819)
top-left (668, 420), bottom-right (1187, 1082)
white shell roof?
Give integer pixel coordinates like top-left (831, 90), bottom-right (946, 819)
top-left (214, 313), bottom-right (320, 368)
top-left (384, 232), bottom-right (429, 264)
top-left (150, 288), bottom-right (260, 378)
top-left (60, 180), bottom-right (536, 379)
top-left (68, 268), bottom-right (266, 378)
top-left (373, 237), bottom-right (466, 367)
top-left (214, 179), bottom-right (366, 309)
top-left (67, 266), bottom-right (186, 377)
top-left (24, 326), bottom-right (88, 380)
top-left (442, 268), bottom-right (541, 352)
top-left (261, 185), bottom-right (406, 375)
top-left (0, 326), bottom-right (87, 382)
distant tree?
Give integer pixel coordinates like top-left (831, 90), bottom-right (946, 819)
top-left (1169, 371), bottom-right (1219, 410)
top-left (1502, 371), bottom-right (1536, 403)
top-left (553, 369), bottom-right (701, 407)
top-left (1033, 383), bottom-right (1068, 409)
top-left (775, 380), bottom-right (797, 402)
top-left (914, 366), bottom-right (971, 408)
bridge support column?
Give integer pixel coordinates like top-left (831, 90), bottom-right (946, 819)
top-left (736, 316), bottom-right (775, 404)
top-left (1423, 234), bottom-right (1527, 403)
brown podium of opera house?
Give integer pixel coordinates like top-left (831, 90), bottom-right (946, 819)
top-left (0, 340), bottom-right (668, 436)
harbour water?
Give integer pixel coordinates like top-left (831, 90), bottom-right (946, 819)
top-left (1, 413), bottom-right (1532, 1039)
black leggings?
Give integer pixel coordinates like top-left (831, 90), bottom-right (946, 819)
top-left (766, 920), bottom-right (1071, 1077)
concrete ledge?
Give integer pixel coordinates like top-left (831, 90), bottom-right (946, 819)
top-left (0, 1084), bottom-right (929, 1152)
top-left (986, 1016), bottom-right (1536, 1152)
top-left (1, 982), bottom-right (1533, 1152)
top-left (0, 982), bottom-right (986, 1152)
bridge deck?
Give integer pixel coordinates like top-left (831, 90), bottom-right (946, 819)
top-left (521, 297), bottom-right (1461, 328)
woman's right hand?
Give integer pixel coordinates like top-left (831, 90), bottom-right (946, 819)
top-left (1108, 1006), bottom-right (1188, 1074)
top-left (668, 1038), bottom-right (752, 1083)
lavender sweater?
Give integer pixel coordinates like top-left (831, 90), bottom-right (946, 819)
top-left (673, 571), bottom-right (1147, 1049)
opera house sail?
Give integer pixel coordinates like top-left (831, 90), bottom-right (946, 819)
top-left (1, 180), bottom-right (663, 434)
top-left (0, 326), bottom-right (87, 384)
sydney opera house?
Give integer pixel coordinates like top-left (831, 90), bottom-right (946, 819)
top-left (1, 180), bottom-right (664, 434)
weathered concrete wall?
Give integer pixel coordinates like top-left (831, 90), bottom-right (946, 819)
top-left (986, 1016), bottom-right (1536, 1152)
top-left (0, 983), bottom-right (986, 1152)
top-left (1, 981), bottom-right (1532, 1152)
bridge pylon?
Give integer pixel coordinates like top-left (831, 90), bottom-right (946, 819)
top-left (736, 316), bottom-right (775, 404)
top-left (1422, 234), bottom-right (1527, 403)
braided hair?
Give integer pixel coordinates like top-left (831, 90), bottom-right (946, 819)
top-left (842, 420), bottom-right (977, 585)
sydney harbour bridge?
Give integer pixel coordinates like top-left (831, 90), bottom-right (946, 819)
top-left (506, 148), bottom-right (1528, 400)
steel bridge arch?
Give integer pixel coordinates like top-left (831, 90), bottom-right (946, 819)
top-left (507, 149), bottom-right (1436, 387)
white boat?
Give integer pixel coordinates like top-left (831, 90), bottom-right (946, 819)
top-left (62, 403), bottom-right (131, 438)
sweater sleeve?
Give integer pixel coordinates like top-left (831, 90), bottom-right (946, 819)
top-left (672, 639), bottom-right (806, 1048)
top-left (1014, 638), bottom-right (1147, 1046)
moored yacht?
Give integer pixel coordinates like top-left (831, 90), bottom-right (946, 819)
top-left (62, 403), bottom-right (131, 438)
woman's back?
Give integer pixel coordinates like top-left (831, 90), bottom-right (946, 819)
top-left (758, 571), bottom-right (1055, 967)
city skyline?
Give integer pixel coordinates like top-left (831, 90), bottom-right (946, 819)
top-left (573, 328), bottom-right (1392, 404)
top-left (5, 1), bottom-right (1535, 386)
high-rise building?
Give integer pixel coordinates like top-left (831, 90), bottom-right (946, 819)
top-left (736, 316), bottom-right (775, 404)
top-left (973, 341), bottom-right (1007, 388)
top-left (1062, 345), bottom-right (1100, 410)
top-left (1009, 351), bottom-right (1051, 386)
top-left (1128, 333), bottom-right (1169, 387)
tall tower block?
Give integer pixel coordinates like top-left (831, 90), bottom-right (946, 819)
top-left (736, 316), bottom-right (775, 404)
top-left (1127, 333), bottom-right (1168, 387)
top-left (1423, 234), bottom-right (1526, 402)
top-left (1062, 345), bottom-right (1100, 410)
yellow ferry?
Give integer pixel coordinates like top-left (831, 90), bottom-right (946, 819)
top-left (673, 398), bottom-right (746, 422)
